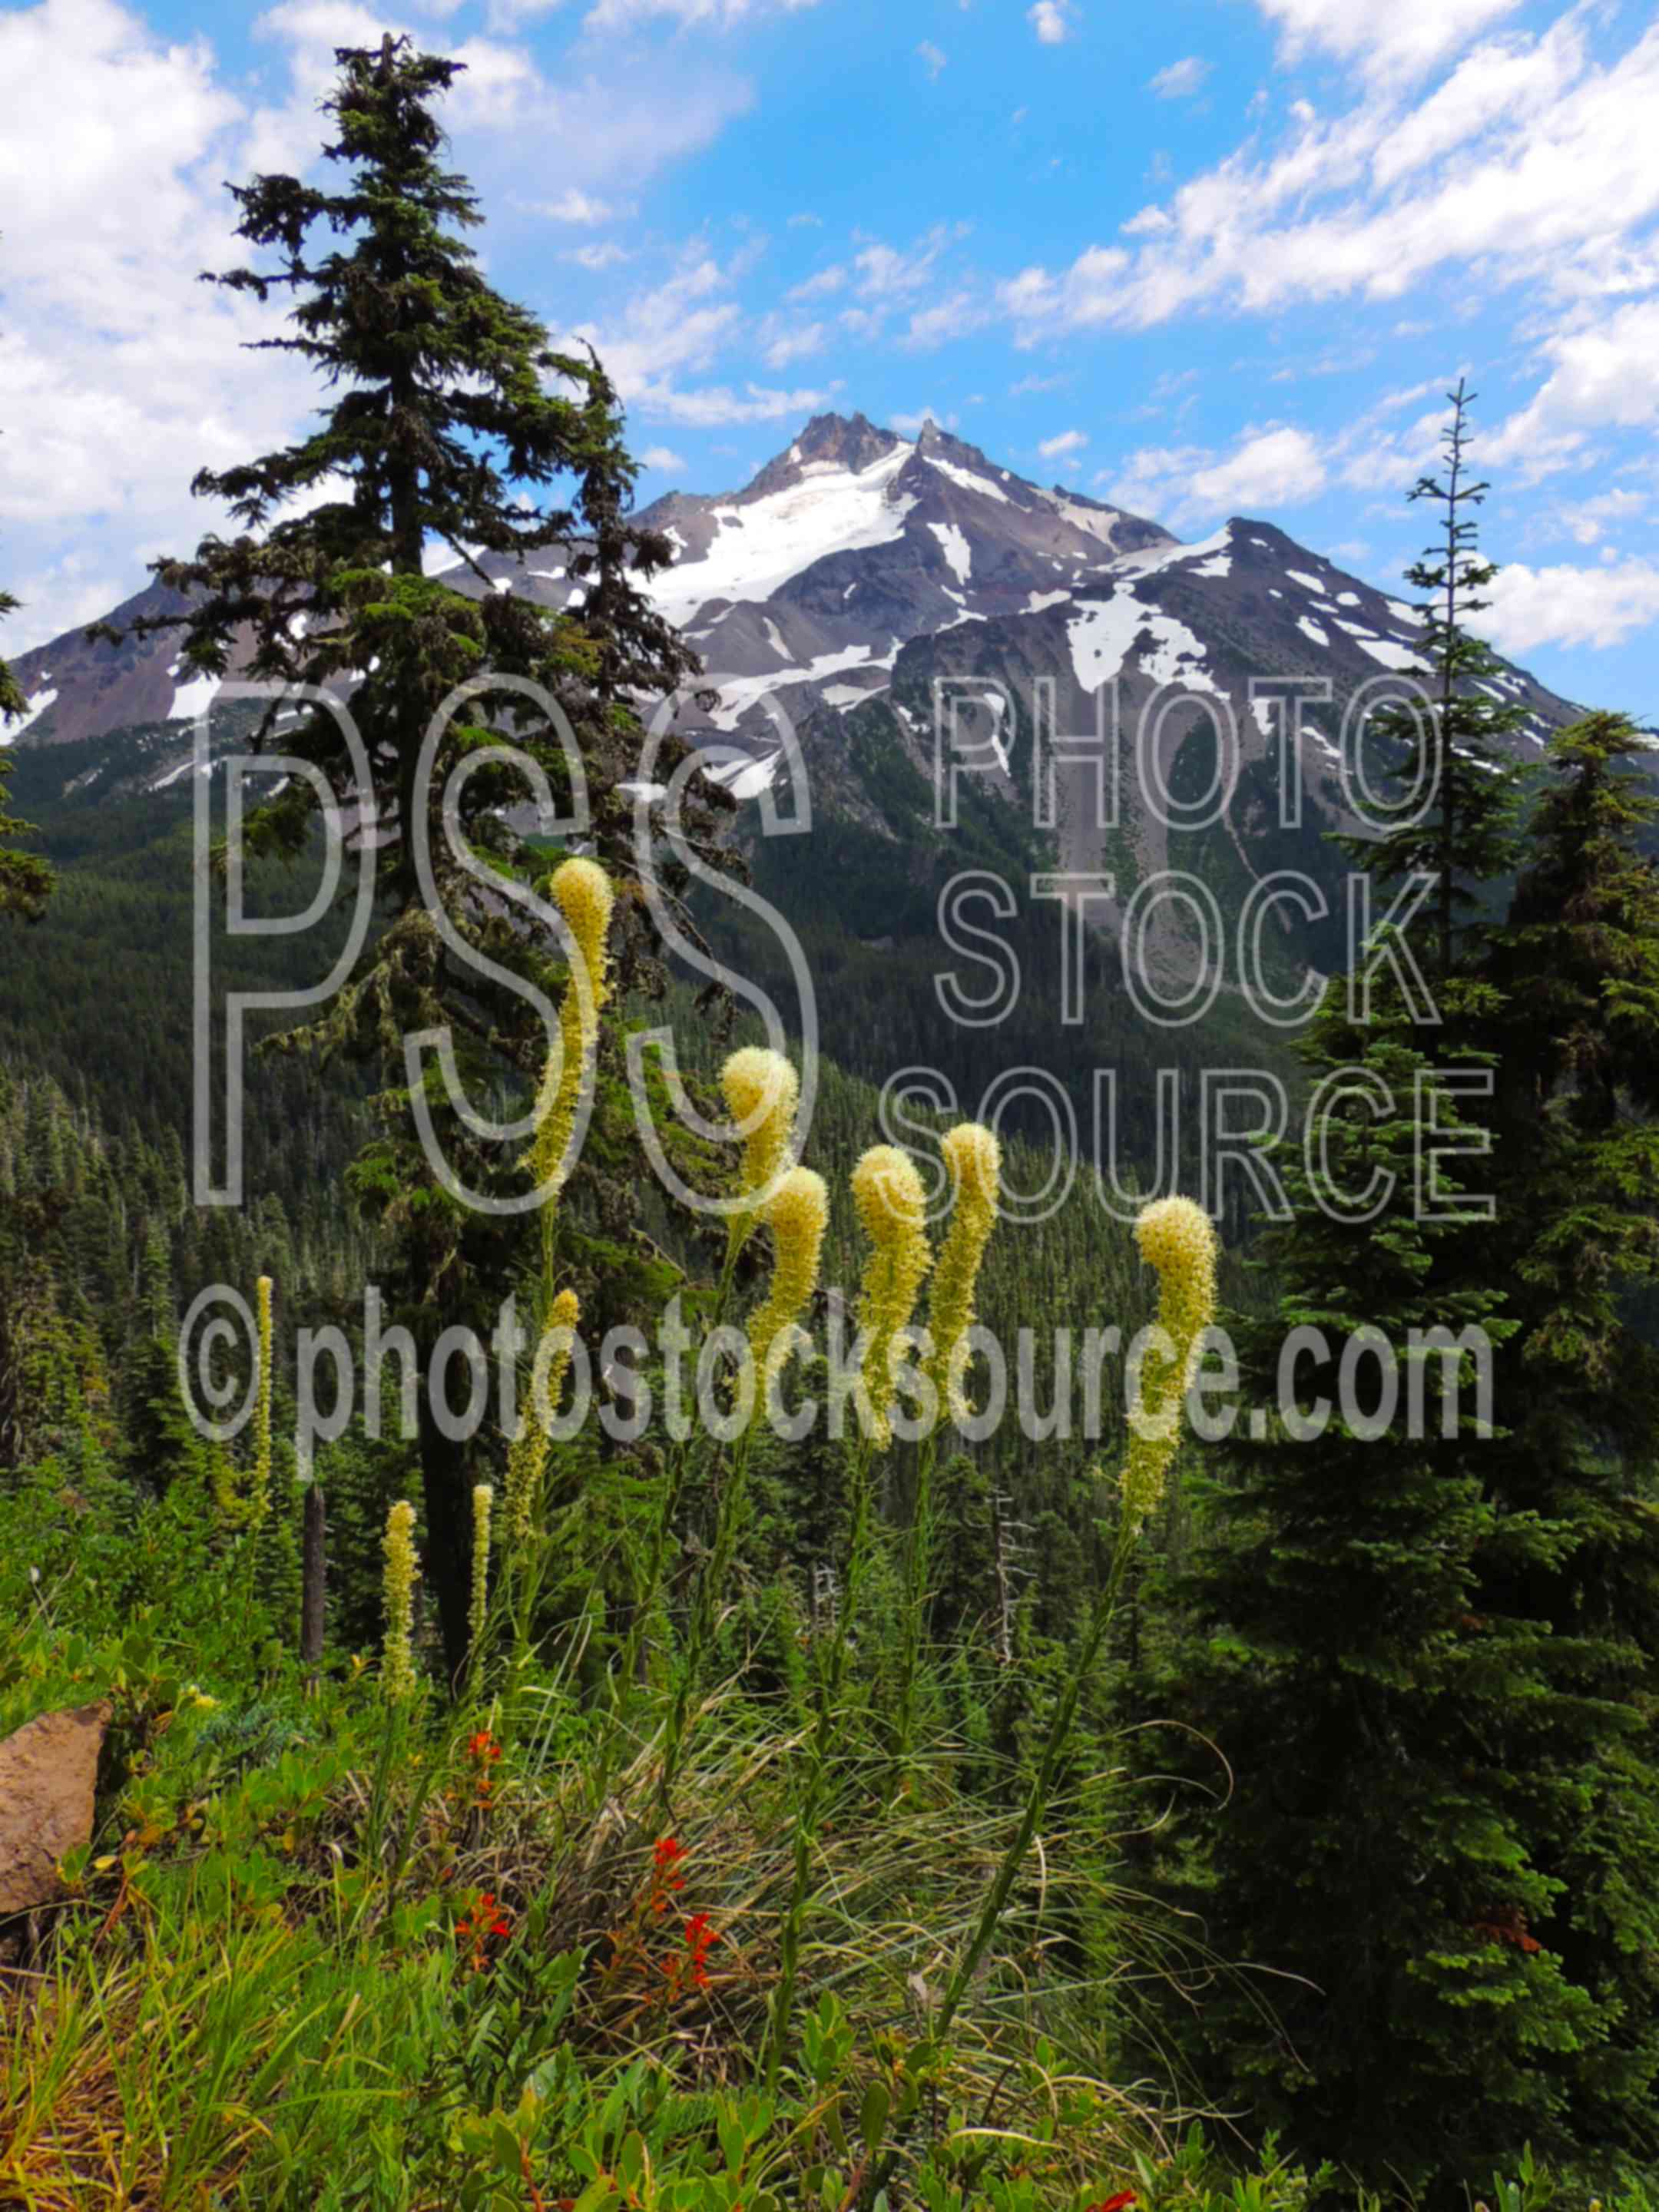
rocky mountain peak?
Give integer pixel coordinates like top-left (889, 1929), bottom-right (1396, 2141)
top-left (740, 411), bottom-right (902, 502)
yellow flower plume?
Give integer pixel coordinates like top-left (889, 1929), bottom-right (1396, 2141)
top-left (851, 1144), bottom-right (932, 1446)
top-left (505, 1288), bottom-right (581, 1552)
top-left (1121, 1196), bottom-right (1218, 1535)
top-left (530, 859), bottom-right (615, 1231)
top-left (381, 1499), bottom-right (420, 1703)
top-left (469, 1482), bottom-right (494, 1659)
top-left (924, 1123), bottom-right (1002, 1429)
top-left (747, 1166), bottom-right (829, 1400)
top-left (721, 1047), bottom-right (800, 1243)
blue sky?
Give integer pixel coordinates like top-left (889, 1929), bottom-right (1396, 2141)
top-left (2, 0), bottom-right (1657, 715)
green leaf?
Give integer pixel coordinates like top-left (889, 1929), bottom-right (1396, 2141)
top-left (859, 2080), bottom-right (890, 2155)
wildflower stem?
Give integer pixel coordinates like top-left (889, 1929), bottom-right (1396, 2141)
top-left (890, 1430), bottom-right (941, 1788)
top-left (863, 1519), bottom-right (1137, 2205)
top-left (760, 1431), bottom-right (879, 2094)
top-left (592, 1250), bottom-right (739, 1813)
top-left (657, 1422), bottom-right (755, 1813)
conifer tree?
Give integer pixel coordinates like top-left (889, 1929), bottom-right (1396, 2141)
top-left (1157, 397), bottom-right (1637, 2184)
top-left (115, 35), bottom-right (727, 1674)
top-left (1167, 983), bottom-right (1606, 2186)
top-left (1473, 709), bottom-right (1659, 2146)
top-left (0, 588), bottom-right (55, 922)
top-left (1352, 378), bottom-right (1522, 978)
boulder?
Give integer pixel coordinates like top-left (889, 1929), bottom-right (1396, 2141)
top-left (0, 1701), bottom-right (111, 1916)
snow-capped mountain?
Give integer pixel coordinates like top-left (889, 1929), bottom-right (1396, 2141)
top-left (5, 409), bottom-right (1581, 952)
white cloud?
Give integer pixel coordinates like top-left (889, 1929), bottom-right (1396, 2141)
top-left (761, 321), bottom-right (826, 368)
top-left (1249, 0), bottom-right (1521, 86)
top-left (853, 229), bottom-right (952, 299)
top-left (636, 381), bottom-right (839, 427)
top-left (1485, 296), bottom-right (1659, 479)
top-left (917, 38), bottom-right (946, 78)
top-left (889, 405), bottom-right (955, 434)
top-left (565, 241), bottom-right (630, 270)
top-left (1038, 429), bottom-right (1088, 459)
top-left (997, 17), bottom-right (1659, 337)
top-left (640, 445), bottom-right (687, 472)
top-left (1555, 488), bottom-right (1647, 547)
top-left (569, 253), bottom-right (740, 397)
top-left (787, 264), bottom-right (847, 300)
top-left (1482, 556), bottom-right (1659, 652)
top-left (581, 0), bottom-right (821, 25)
top-left (902, 290), bottom-right (988, 349)
top-left (1028, 0), bottom-right (1074, 45)
top-left (1150, 55), bottom-right (1209, 98)
top-left (528, 187), bottom-right (616, 224)
top-left (0, 0), bottom-right (313, 637)
top-left (0, 0), bottom-right (759, 644)
top-left (1105, 424), bottom-right (1327, 527)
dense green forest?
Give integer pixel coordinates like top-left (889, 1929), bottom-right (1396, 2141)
top-left (6, 35), bottom-right (1659, 2212)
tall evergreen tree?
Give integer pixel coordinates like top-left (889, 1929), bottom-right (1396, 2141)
top-left (1167, 986), bottom-right (1606, 2188)
top-left (115, 35), bottom-right (728, 1674)
top-left (1155, 399), bottom-right (1644, 2188)
top-left (1474, 709), bottom-right (1659, 2147)
top-left (1353, 378), bottom-right (1522, 979)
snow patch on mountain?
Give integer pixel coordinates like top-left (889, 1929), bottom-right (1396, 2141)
top-left (169, 673), bottom-right (219, 720)
top-left (1347, 631), bottom-right (1424, 673)
top-left (929, 521), bottom-right (972, 584)
top-left (1111, 527), bottom-right (1229, 581)
top-left (648, 443), bottom-right (914, 626)
top-left (4, 685), bottom-right (58, 740)
top-left (922, 453), bottom-right (1012, 505)
top-left (704, 642), bottom-right (897, 730)
top-left (1068, 588), bottom-right (1221, 695)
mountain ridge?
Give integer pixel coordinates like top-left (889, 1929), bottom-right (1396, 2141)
top-left (3, 411), bottom-right (1585, 979)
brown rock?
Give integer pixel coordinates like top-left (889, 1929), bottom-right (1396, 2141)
top-left (0, 1701), bottom-right (111, 1916)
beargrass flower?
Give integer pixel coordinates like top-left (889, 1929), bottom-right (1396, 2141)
top-left (923, 1123), bottom-right (1002, 1426)
top-left (720, 1047), bottom-right (800, 1248)
top-left (529, 859), bottom-right (614, 1212)
top-left (747, 1165), bottom-right (829, 1399)
top-left (1122, 1195), bottom-right (1217, 1534)
top-left (468, 1482), bottom-right (493, 1659)
top-left (505, 1289), bottom-right (581, 1551)
top-left (851, 1144), bottom-right (932, 1446)
top-left (381, 1498), bottom-right (419, 1702)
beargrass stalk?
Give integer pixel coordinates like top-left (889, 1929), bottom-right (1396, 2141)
top-left (657, 1161), bottom-right (828, 1810)
top-left (380, 1499), bottom-right (420, 1704)
top-left (894, 1124), bottom-right (1002, 1781)
top-left (504, 1291), bottom-right (580, 1558)
top-left (760, 1144), bottom-right (931, 2091)
top-left (466, 1482), bottom-right (493, 1685)
top-left (211, 1274), bottom-right (275, 1531)
top-left (586, 1245), bottom-right (743, 1816)
top-left (592, 1048), bottom-right (801, 1813)
top-left (529, 856), bottom-right (614, 1280)
top-left (862, 1194), bottom-right (1217, 2199)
